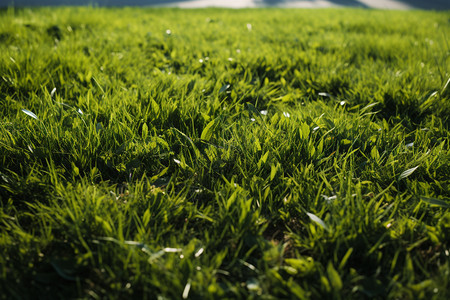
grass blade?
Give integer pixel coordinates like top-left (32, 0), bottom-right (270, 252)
top-left (398, 166), bottom-right (419, 180)
top-left (200, 119), bottom-right (216, 141)
top-left (420, 196), bottom-right (450, 208)
top-left (441, 76), bottom-right (450, 95)
top-left (327, 262), bottom-right (342, 291)
top-left (360, 102), bottom-right (379, 114)
top-left (21, 109), bottom-right (39, 120)
top-left (182, 279), bottom-right (191, 299)
top-left (219, 84), bottom-right (230, 94)
top-left (307, 212), bottom-right (329, 231)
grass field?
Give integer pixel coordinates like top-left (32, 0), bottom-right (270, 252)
top-left (0, 6), bottom-right (449, 299)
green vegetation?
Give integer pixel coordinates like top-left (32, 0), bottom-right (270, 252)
top-left (1, 6), bottom-right (449, 299)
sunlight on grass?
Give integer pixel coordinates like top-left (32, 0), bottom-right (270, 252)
top-left (0, 6), bottom-right (449, 299)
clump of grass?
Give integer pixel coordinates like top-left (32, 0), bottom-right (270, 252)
top-left (1, 6), bottom-right (449, 299)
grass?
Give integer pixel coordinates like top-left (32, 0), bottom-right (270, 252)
top-left (0, 6), bottom-right (449, 299)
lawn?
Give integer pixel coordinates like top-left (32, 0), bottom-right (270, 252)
top-left (0, 6), bottom-right (449, 299)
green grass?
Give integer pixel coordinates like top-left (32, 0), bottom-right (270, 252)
top-left (0, 6), bottom-right (449, 299)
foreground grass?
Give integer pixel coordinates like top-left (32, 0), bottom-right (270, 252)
top-left (0, 6), bottom-right (449, 299)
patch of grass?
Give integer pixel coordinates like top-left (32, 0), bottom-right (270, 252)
top-left (1, 6), bottom-right (449, 299)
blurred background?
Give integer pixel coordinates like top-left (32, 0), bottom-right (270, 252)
top-left (2, 0), bottom-right (450, 10)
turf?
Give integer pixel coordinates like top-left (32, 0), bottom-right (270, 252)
top-left (0, 6), bottom-right (449, 299)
